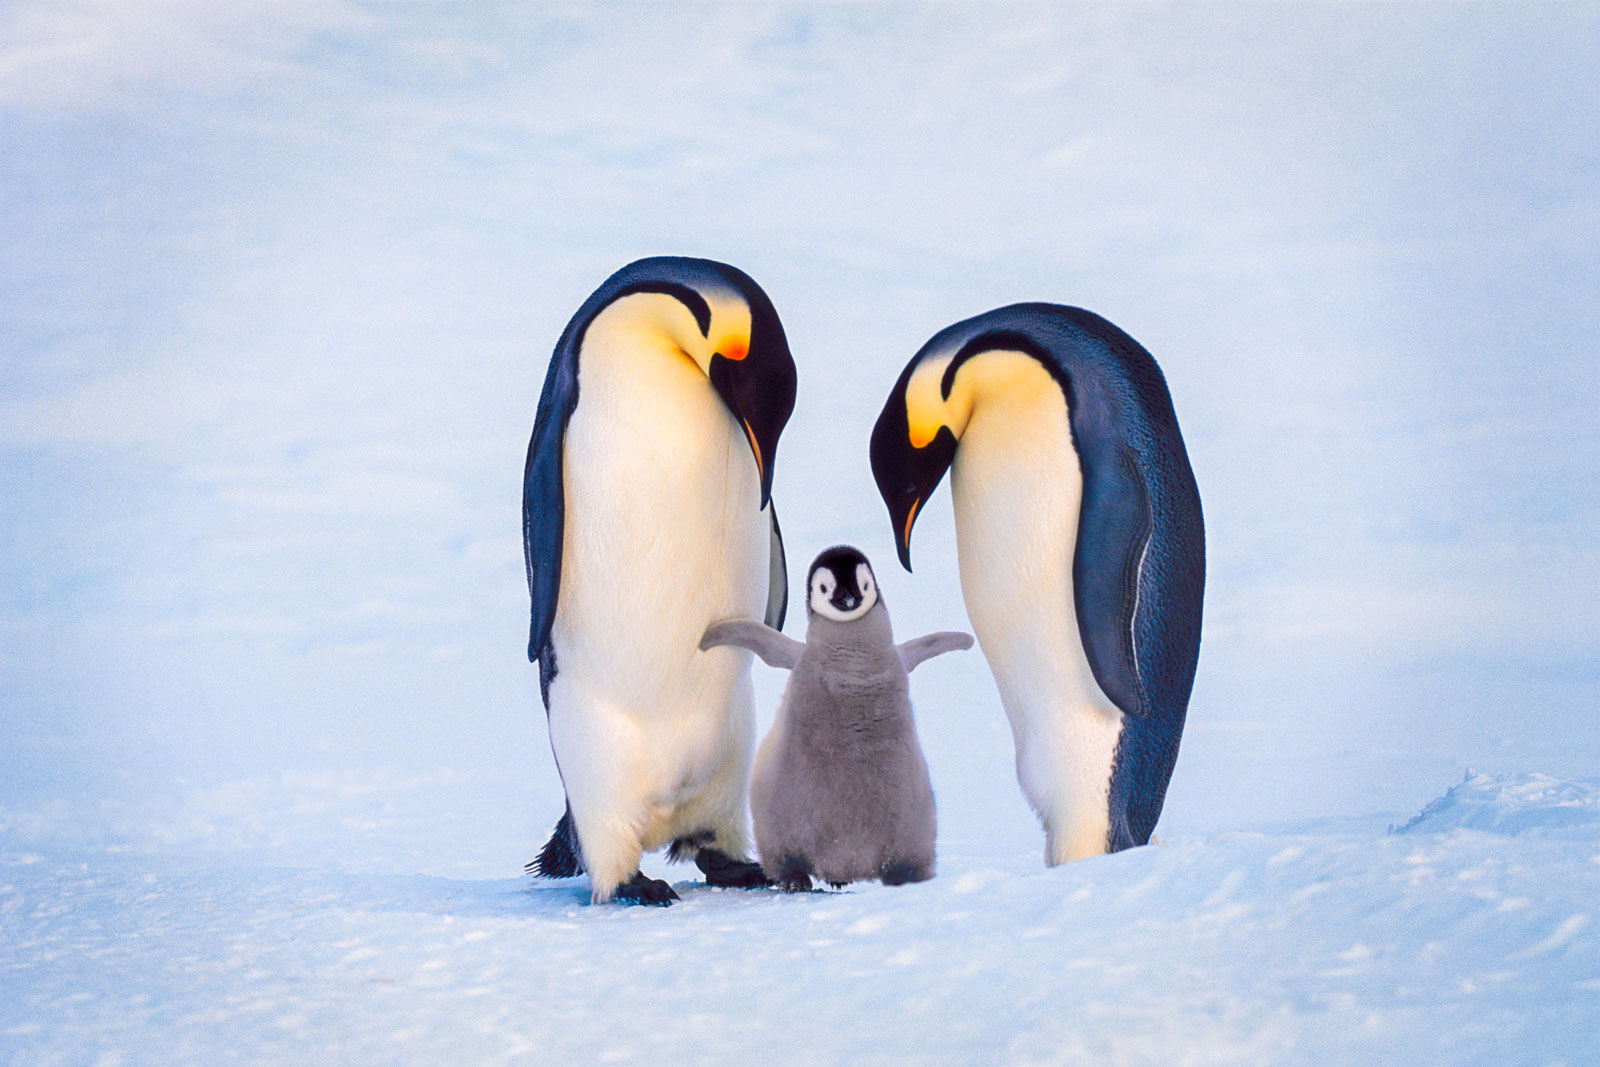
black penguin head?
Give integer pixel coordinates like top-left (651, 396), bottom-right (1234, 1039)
top-left (870, 400), bottom-right (957, 574)
top-left (871, 316), bottom-right (1065, 571)
top-left (806, 545), bottom-right (880, 622)
top-left (870, 335), bottom-right (965, 572)
top-left (578, 257), bottom-right (797, 507)
top-left (702, 269), bottom-right (796, 509)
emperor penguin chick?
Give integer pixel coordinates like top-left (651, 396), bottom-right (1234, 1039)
top-left (700, 546), bottom-right (972, 890)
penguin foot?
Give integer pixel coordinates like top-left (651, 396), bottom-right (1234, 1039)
top-left (695, 848), bottom-right (772, 889)
top-left (880, 861), bottom-right (933, 886)
top-left (775, 854), bottom-right (813, 893)
top-left (611, 871), bottom-right (679, 907)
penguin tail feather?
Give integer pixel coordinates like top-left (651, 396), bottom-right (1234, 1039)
top-left (527, 806), bottom-right (584, 878)
top-left (665, 830), bottom-right (714, 864)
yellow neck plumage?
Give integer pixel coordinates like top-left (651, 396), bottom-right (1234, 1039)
top-left (903, 347), bottom-right (1057, 448)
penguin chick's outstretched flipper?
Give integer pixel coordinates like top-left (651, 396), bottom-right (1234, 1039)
top-left (700, 618), bottom-right (805, 670)
top-left (897, 631), bottom-right (974, 672)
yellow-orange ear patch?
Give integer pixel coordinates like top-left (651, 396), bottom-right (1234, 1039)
top-left (904, 351), bottom-right (956, 449)
top-left (719, 338), bottom-right (749, 361)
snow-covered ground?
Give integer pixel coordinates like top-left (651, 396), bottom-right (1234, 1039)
top-left (3, 4), bottom-right (1597, 1064)
top-left (5, 772), bottom-right (1597, 1065)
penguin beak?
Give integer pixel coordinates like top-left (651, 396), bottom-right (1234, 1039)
top-left (897, 498), bottom-right (922, 572)
top-left (871, 372), bottom-right (958, 573)
top-left (708, 338), bottom-right (795, 511)
top-left (739, 417), bottom-right (767, 502)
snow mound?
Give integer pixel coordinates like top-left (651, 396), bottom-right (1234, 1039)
top-left (1394, 770), bottom-right (1600, 836)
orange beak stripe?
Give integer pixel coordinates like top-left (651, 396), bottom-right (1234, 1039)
top-left (742, 418), bottom-right (765, 483)
top-left (903, 497), bottom-right (921, 548)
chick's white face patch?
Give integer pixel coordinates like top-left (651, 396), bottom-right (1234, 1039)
top-left (808, 570), bottom-right (842, 619)
top-left (855, 563), bottom-right (877, 612)
top-left (809, 561), bottom-right (878, 622)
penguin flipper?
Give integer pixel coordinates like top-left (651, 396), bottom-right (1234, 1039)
top-left (523, 327), bottom-right (581, 699)
top-left (897, 631), bottom-right (974, 672)
top-left (764, 503), bottom-right (788, 630)
top-left (699, 618), bottom-right (804, 670)
top-left (1072, 444), bottom-right (1154, 719)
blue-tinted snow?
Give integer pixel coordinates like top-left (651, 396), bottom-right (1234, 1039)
top-left (3, 772), bottom-right (1597, 1064)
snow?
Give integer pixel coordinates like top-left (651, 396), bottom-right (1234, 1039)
top-left (1395, 772), bottom-right (1600, 839)
top-left (4, 773), bottom-right (1598, 1065)
top-left (3, 4), bottom-right (1598, 1064)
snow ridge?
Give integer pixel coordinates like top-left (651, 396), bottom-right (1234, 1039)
top-left (1393, 770), bottom-right (1600, 837)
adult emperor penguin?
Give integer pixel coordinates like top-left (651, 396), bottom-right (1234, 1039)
top-left (522, 256), bottom-right (797, 905)
top-left (869, 304), bottom-right (1204, 864)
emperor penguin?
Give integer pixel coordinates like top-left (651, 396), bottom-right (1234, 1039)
top-left (522, 256), bottom-right (797, 905)
top-left (868, 304), bottom-right (1204, 865)
top-left (700, 546), bottom-right (972, 890)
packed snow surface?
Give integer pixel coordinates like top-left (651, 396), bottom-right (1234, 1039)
top-left (4, 772), bottom-right (1597, 1065)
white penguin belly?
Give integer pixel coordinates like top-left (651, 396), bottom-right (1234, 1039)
top-left (950, 373), bottom-right (1125, 865)
top-left (548, 323), bottom-right (767, 847)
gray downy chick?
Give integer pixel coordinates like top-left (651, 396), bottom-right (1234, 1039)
top-left (699, 545), bottom-right (972, 890)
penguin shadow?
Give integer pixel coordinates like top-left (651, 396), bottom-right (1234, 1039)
top-left (520, 871), bottom-right (897, 910)
top-left (512, 872), bottom-right (746, 911)
top-left (519, 877), bottom-right (602, 911)
top-left (504, 873), bottom-right (748, 913)
top-left (519, 874), bottom-right (782, 910)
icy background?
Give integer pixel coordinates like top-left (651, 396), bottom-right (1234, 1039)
top-left (2, 4), bottom-right (1597, 1064)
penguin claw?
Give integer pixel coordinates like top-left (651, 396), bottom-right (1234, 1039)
top-left (695, 848), bottom-right (773, 889)
top-left (775, 855), bottom-right (813, 893)
top-left (612, 871), bottom-right (679, 906)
